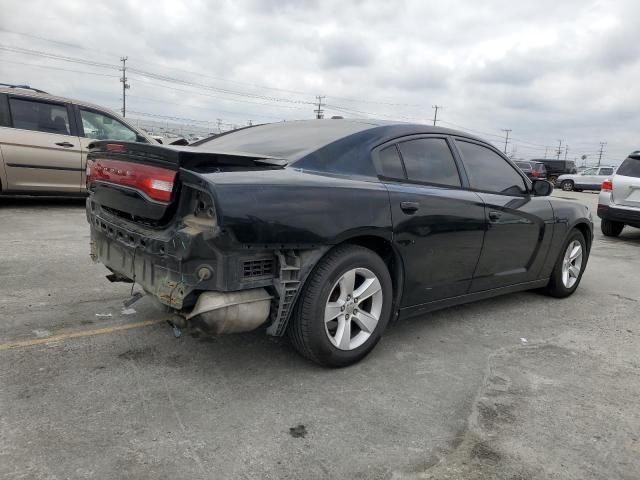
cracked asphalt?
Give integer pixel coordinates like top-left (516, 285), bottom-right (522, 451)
top-left (0, 191), bottom-right (638, 479)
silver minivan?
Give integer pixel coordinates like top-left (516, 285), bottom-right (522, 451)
top-left (597, 152), bottom-right (640, 236)
top-left (0, 84), bottom-right (155, 195)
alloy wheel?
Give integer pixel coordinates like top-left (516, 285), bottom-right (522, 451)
top-left (561, 240), bottom-right (583, 288)
top-left (324, 267), bottom-right (383, 351)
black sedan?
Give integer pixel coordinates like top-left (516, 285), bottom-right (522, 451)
top-left (85, 120), bottom-right (593, 367)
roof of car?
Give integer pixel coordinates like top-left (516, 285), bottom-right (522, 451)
top-left (0, 85), bottom-right (120, 115)
top-left (192, 119), bottom-right (488, 161)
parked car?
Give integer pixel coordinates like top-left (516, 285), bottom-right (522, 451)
top-left (597, 152), bottom-right (640, 236)
top-left (515, 161), bottom-right (547, 180)
top-left (0, 84), bottom-right (155, 195)
top-left (531, 159), bottom-right (578, 185)
top-left (85, 120), bottom-right (593, 367)
top-left (557, 166), bottom-right (616, 191)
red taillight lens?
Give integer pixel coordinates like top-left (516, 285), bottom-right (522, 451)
top-left (87, 158), bottom-right (176, 202)
top-left (531, 170), bottom-right (540, 177)
top-left (602, 179), bottom-right (613, 191)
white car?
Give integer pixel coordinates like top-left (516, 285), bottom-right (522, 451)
top-left (597, 153), bottom-right (640, 236)
top-left (557, 166), bottom-right (616, 191)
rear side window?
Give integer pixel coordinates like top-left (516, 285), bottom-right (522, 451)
top-left (599, 167), bottom-right (614, 176)
top-left (378, 145), bottom-right (405, 178)
top-left (616, 157), bottom-right (640, 178)
top-left (0, 95), bottom-right (10, 127)
top-left (397, 138), bottom-right (461, 186)
top-left (9, 98), bottom-right (71, 135)
top-left (456, 140), bottom-right (526, 194)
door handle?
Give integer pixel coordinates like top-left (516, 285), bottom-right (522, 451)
top-left (489, 211), bottom-right (502, 221)
top-left (55, 141), bottom-right (74, 148)
top-left (400, 201), bottom-right (420, 213)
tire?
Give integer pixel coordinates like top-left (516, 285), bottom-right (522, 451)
top-left (545, 229), bottom-right (587, 298)
top-left (549, 175), bottom-right (558, 186)
top-left (561, 180), bottom-right (574, 191)
top-left (287, 244), bottom-right (393, 368)
top-left (601, 219), bottom-right (624, 237)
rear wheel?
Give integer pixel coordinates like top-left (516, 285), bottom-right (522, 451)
top-left (288, 245), bottom-right (393, 367)
top-left (561, 180), bottom-right (574, 191)
top-left (548, 175), bottom-right (558, 186)
top-left (545, 229), bottom-right (587, 298)
top-left (601, 219), bottom-right (624, 237)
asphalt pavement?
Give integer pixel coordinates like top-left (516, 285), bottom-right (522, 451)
top-left (0, 191), bottom-right (638, 479)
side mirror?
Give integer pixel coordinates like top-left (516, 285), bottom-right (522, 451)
top-left (532, 179), bottom-right (553, 196)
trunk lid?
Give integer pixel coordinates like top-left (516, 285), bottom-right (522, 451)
top-left (611, 155), bottom-right (640, 208)
top-left (86, 141), bottom-right (286, 223)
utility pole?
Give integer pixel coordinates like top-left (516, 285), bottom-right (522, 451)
top-left (556, 140), bottom-right (563, 160)
top-left (119, 56), bottom-right (129, 117)
top-left (544, 147), bottom-right (549, 159)
top-left (597, 142), bottom-right (606, 167)
top-left (501, 129), bottom-right (512, 154)
top-left (314, 96), bottom-right (325, 119)
top-left (216, 118), bottom-right (223, 133)
top-left (564, 145), bottom-right (569, 160)
top-left (432, 105), bottom-right (442, 126)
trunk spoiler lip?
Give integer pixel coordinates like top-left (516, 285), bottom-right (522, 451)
top-left (87, 141), bottom-right (288, 167)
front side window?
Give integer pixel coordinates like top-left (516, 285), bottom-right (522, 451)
top-left (80, 109), bottom-right (137, 142)
top-left (397, 138), bottom-right (461, 187)
top-left (599, 167), bottom-right (614, 176)
top-left (456, 140), bottom-right (526, 194)
top-left (9, 98), bottom-right (71, 135)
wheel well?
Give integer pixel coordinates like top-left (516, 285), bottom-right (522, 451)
top-left (340, 235), bottom-right (403, 319)
top-left (574, 222), bottom-right (592, 251)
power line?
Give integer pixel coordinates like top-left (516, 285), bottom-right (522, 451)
top-left (0, 58), bottom-right (120, 78)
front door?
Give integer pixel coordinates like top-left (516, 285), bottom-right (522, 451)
top-left (2, 96), bottom-right (81, 192)
top-left (375, 137), bottom-right (486, 306)
top-left (453, 139), bottom-right (554, 291)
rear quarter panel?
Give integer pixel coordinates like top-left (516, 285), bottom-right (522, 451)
top-left (195, 168), bottom-right (393, 246)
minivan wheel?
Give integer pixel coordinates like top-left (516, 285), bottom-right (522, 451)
top-left (288, 244), bottom-right (393, 368)
top-left (601, 219), bottom-right (624, 237)
top-left (561, 180), bottom-right (574, 191)
top-left (545, 229), bottom-right (587, 298)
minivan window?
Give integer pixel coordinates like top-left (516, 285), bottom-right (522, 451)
top-left (79, 109), bottom-right (138, 142)
top-left (378, 145), bottom-right (405, 179)
top-left (397, 138), bottom-right (461, 187)
top-left (616, 157), bottom-right (640, 178)
top-left (9, 98), bottom-right (71, 135)
top-left (0, 95), bottom-right (10, 127)
top-left (456, 140), bottom-right (526, 194)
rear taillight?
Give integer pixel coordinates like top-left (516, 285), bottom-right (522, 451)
top-left (531, 170), bottom-right (540, 177)
top-left (602, 179), bottom-right (613, 192)
top-left (86, 158), bottom-right (176, 202)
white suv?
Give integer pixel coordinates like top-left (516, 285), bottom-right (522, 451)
top-left (597, 153), bottom-right (640, 236)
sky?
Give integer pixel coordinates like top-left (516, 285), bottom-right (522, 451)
top-left (0, 0), bottom-right (638, 164)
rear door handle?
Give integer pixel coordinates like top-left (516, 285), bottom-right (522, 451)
top-left (400, 201), bottom-right (420, 213)
top-left (55, 142), bottom-right (74, 148)
top-left (489, 211), bottom-right (502, 221)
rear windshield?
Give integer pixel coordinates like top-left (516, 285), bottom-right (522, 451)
top-left (532, 163), bottom-right (545, 172)
top-left (516, 162), bottom-right (531, 169)
top-left (193, 121), bottom-right (375, 160)
top-left (616, 156), bottom-right (640, 178)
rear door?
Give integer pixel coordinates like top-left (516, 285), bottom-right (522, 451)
top-left (1, 96), bottom-right (81, 192)
top-left (453, 139), bottom-right (554, 291)
top-left (612, 156), bottom-right (640, 208)
top-left (375, 136), bottom-right (486, 306)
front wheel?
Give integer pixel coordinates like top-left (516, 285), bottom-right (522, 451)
top-left (288, 245), bottom-right (393, 367)
top-left (561, 180), bottom-right (574, 191)
top-left (545, 229), bottom-right (587, 298)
